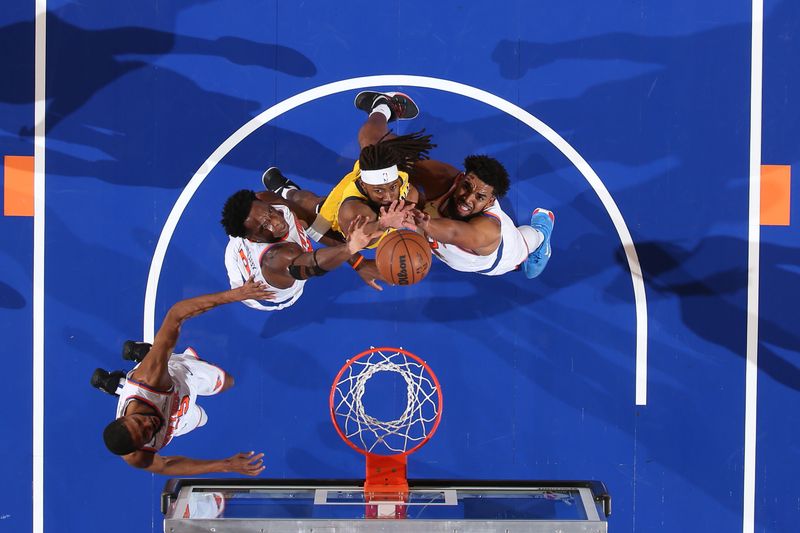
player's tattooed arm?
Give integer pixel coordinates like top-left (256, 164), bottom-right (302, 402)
top-left (265, 217), bottom-right (379, 281)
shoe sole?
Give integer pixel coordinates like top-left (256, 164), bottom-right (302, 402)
top-left (353, 91), bottom-right (419, 121)
top-left (262, 167), bottom-right (286, 192)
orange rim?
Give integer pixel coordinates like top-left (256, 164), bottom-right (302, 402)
top-left (329, 346), bottom-right (443, 458)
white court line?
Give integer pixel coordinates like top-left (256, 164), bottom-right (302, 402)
top-left (743, 1), bottom-right (763, 532)
top-left (33, 3), bottom-right (47, 533)
top-left (143, 75), bottom-right (648, 405)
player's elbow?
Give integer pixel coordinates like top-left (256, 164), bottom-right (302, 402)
top-left (164, 303), bottom-right (191, 325)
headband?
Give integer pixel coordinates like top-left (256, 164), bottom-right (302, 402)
top-left (360, 165), bottom-right (399, 185)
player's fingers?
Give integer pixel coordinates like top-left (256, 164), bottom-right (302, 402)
top-left (368, 279), bottom-right (383, 291)
top-left (244, 466), bottom-right (265, 476)
top-left (246, 460), bottom-right (263, 471)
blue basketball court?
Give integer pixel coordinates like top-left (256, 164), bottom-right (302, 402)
top-left (1, 1), bottom-right (797, 532)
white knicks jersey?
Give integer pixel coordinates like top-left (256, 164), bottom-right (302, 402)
top-left (224, 204), bottom-right (313, 311)
top-left (114, 349), bottom-right (206, 453)
top-left (426, 200), bottom-right (529, 276)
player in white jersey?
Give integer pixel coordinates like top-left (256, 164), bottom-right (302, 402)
top-left (385, 155), bottom-right (555, 278)
top-left (224, 203), bottom-right (313, 311)
top-left (220, 189), bottom-right (380, 310)
top-left (102, 278), bottom-right (274, 475)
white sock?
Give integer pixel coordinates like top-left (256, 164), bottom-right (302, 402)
top-left (518, 225), bottom-right (544, 254)
top-left (371, 103), bottom-right (392, 121)
top-left (307, 215), bottom-right (332, 242)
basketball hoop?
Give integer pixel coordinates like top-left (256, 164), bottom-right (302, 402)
top-left (330, 347), bottom-right (443, 518)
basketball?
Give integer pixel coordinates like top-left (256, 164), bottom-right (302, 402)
top-left (375, 230), bottom-right (432, 285)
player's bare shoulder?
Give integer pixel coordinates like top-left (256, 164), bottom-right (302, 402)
top-left (123, 449), bottom-right (154, 469)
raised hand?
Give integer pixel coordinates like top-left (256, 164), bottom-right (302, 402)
top-left (224, 451), bottom-right (265, 476)
top-left (410, 209), bottom-right (431, 232)
top-left (346, 216), bottom-right (382, 253)
top-left (379, 200), bottom-right (416, 230)
top-left (235, 275), bottom-right (276, 301)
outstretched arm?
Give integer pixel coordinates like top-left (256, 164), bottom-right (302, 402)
top-left (412, 209), bottom-right (501, 253)
top-left (132, 279), bottom-right (274, 390)
top-left (124, 450), bottom-right (265, 476)
top-left (308, 225), bottom-right (384, 291)
top-left (262, 216), bottom-right (380, 288)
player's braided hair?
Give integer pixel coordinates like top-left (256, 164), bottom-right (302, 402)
top-left (463, 155), bottom-right (511, 198)
top-left (220, 189), bottom-right (257, 238)
top-left (359, 130), bottom-right (436, 174)
top-left (103, 418), bottom-right (138, 456)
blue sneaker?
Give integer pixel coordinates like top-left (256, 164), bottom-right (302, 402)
top-left (522, 208), bottom-right (554, 279)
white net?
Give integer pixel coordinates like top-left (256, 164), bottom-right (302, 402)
top-left (332, 348), bottom-right (441, 455)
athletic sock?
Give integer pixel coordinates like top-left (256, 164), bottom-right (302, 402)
top-left (518, 225), bottom-right (544, 254)
top-left (371, 103), bottom-right (392, 121)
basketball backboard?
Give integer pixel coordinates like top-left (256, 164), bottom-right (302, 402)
top-left (162, 478), bottom-right (611, 532)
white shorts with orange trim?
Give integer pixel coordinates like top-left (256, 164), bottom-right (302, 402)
top-left (170, 347), bottom-right (227, 397)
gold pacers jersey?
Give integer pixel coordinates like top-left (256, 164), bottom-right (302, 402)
top-left (318, 161), bottom-right (410, 249)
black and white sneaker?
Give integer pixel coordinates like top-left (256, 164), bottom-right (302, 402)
top-left (262, 167), bottom-right (299, 197)
top-left (354, 91), bottom-right (419, 122)
top-left (122, 340), bottom-right (151, 363)
top-left (90, 368), bottom-right (126, 396)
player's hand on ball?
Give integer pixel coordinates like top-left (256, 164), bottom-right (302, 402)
top-left (354, 259), bottom-right (384, 291)
top-left (225, 451), bottom-right (265, 476)
top-left (236, 276), bottom-right (276, 301)
top-left (346, 216), bottom-right (381, 253)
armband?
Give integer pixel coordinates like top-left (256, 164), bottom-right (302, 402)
top-left (288, 251), bottom-right (330, 280)
top-left (349, 253), bottom-right (364, 270)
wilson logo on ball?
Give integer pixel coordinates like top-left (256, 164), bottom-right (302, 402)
top-left (397, 255), bottom-right (409, 285)
top-left (375, 230), bottom-right (432, 286)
